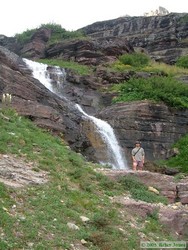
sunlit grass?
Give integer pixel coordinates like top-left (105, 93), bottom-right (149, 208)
top-left (112, 76), bottom-right (188, 109)
top-left (145, 61), bottom-right (188, 76)
top-left (38, 58), bottom-right (92, 75)
top-left (110, 57), bottom-right (188, 76)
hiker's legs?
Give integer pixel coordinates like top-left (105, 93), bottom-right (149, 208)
top-left (137, 161), bottom-right (144, 171)
top-left (132, 161), bottom-right (138, 171)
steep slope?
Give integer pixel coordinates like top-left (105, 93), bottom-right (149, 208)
top-left (0, 45), bottom-right (94, 160)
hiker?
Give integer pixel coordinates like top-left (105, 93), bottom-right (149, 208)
top-left (131, 141), bottom-right (145, 171)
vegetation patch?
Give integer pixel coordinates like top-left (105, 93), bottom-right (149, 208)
top-left (15, 28), bottom-right (37, 44)
top-left (176, 55), bottom-right (188, 69)
top-left (163, 134), bottom-right (188, 173)
top-left (38, 58), bottom-right (92, 75)
top-left (118, 175), bottom-right (168, 204)
top-left (111, 53), bottom-right (188, 76)
top-left (119, 52), bottom-right (150, 68)
top-left (15, 23), bottom-right (85, 44)
top-left (112, 76), bottom-right (188, 109)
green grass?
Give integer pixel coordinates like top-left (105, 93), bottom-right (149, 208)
top-left (0, 108), bottom-right (182, 249)
top-left (111, 55), bottom-right (188, 76)
top-left (119, 52), bottom-right (150, 68)
top-left (141, 211), bottom-right (175, 243)
top-left (15, 22), bottom-right (85, 45)
top-left (144, 61), bottom-right (188, 76)
top-left (163, 134), bottom-right (188, 173)
top-left (111, 76), bottom-right (188, 109)
top-left (176, 55), bottom-right (188, 69)
top-left (37, 58), bottom-right (92, 75)
top-left (119, 175), bottom-right (168, 204)
top-left (40, 23), bottom-right (85, 44)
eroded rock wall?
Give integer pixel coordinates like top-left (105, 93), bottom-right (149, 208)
top-left (98, 101), bottom-right (188, 163)
top-left (81, 13), bottom-right (188, 64)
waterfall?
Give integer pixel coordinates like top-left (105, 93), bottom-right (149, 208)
top-left (23, 58), bottom-right (128, 169)
top-left (23, 58), bottom-right (66, 97)
top-left (75, 104), bottom-right (128, 169)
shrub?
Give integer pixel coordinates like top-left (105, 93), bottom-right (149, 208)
top-left (164, 134), bottom-right (188, 173)
top-left (119, 52), bottom-right (150, 68)
top-left (15, 29), bottom-right (37, 44)
top-left (15, 22), bottom-right (85, 45)
top-left (176, 55), bottom-right (188, 69)
top-left (113, 76), bottom-right (188, 109)
top-left (40, 23), bottom-right (85, 43)
top-left (119, 175), bottom-right (168, 204)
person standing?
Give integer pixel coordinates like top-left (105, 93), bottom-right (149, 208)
top-left (131, 141), bottom-right (145, 171)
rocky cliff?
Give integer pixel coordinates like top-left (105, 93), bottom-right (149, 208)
top-left (98, 101), bottom-right (188, 164)
top-left (1, 13), bottom-right (188, 65)
top-left (81, 13), bottom-right (188, 64)
top-left (0, 46), bottom-right (95, 160)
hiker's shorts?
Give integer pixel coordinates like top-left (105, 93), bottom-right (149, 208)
top-left (133, 160), bottom-right (143, 169)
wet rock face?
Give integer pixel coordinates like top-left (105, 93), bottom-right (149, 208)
top-left (81, 119), bottom-right (110, 164)
top-left (98, 101), bottom-right (188, 162)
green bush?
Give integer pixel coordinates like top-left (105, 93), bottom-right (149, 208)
top-left (176, 55), bottom-right (188, 69)
top-left (119, 175), bottom-right (168, 204)
top-left (119, 52), bottom-right (150, 68)
top-left (164, 134), bottom-right (188, 173)
top-left (113, 76), bottom-right (188, 109)
top-left (40, 23), bottom-right (66, 33)
top-left (40, 23), bottom-right (85, 43)
top-left (15, 22), bottom-right (85, 45)
top-left (15, 29), bottom-right (37, 44)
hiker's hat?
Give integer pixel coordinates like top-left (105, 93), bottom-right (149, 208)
top-left (135, 141), bottom-right (141, 144)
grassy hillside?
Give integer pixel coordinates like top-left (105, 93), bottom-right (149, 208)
top-left (0, 108), bottom-right (177, 249)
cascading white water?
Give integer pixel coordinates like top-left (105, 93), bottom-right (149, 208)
top-left (23, 58), bottom-right (129, 169)
top-left (23, 58), bottom-right (66, 97)
top-left (75, 104), bottom-right (128, 169)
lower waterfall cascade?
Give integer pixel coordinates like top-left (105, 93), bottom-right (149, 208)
top-left (23, 58), bottom-right (129, 169)
top-left (75, 104), bottom-right (128, 169)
